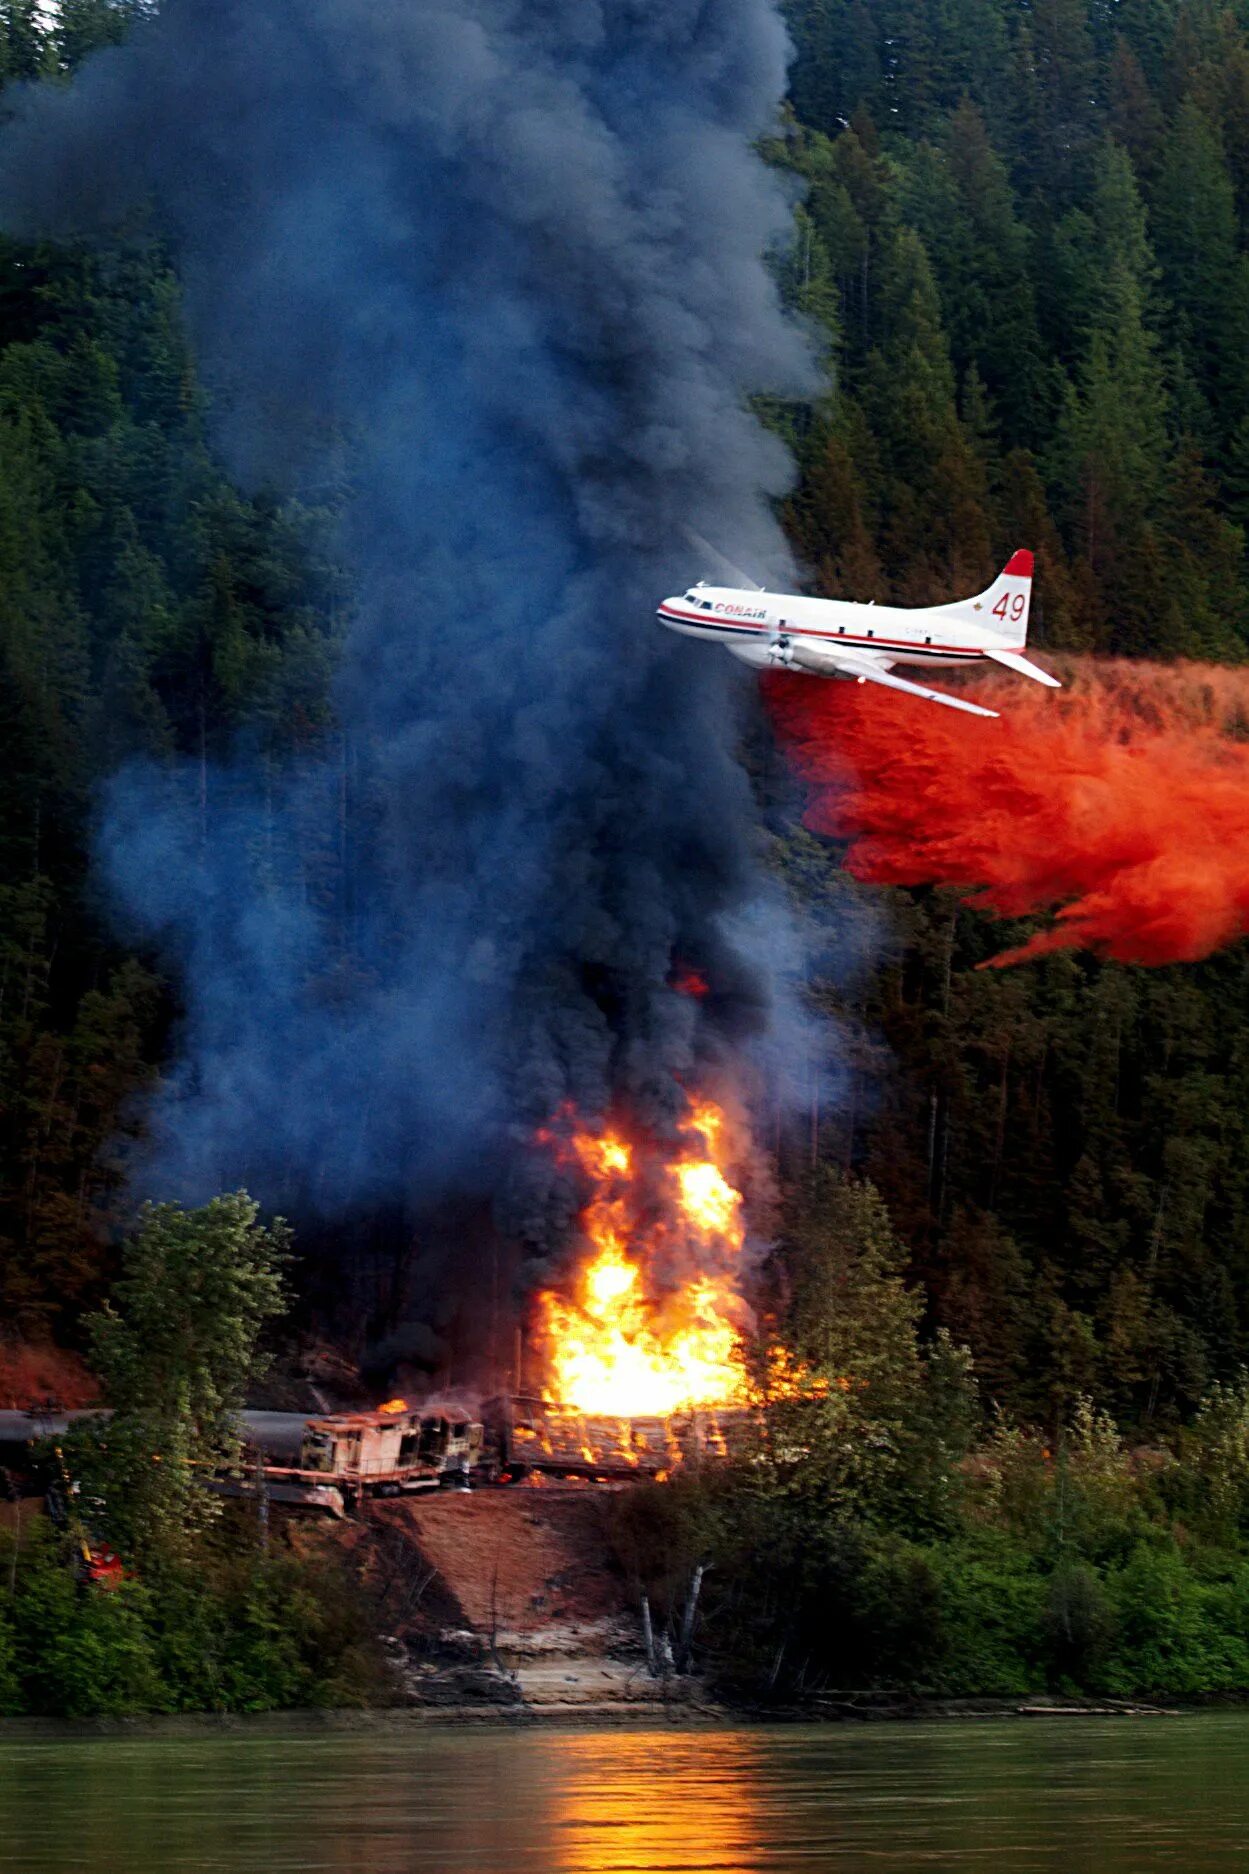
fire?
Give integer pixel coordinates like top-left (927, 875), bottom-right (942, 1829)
top-left (533, 1099), bottom-right (753, 1416)
top-left (377, 1398), bottom-right (408, 1415)
top-left (764, 1345), bottom-right (837, 1399)
top-left (675, 1160), bottom-right (741, 1239)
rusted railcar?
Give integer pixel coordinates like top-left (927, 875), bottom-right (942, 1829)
top-left (237, 1406), bottom-right (487, 1513)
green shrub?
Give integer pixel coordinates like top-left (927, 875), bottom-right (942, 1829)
top-left (34, 1583), bottom-right (166, 1718)
top-left (0, 1517), bottom-right (389, 1718)
top-left (1044, 1559), bottom-right (1115, 1686)
top-left (927, 1538), bottom-right (1048, 1695)
top-left (1098, 1542), bottom-right (1249, 1697)
top-left (0, 1609), bottom-right (21, 1715)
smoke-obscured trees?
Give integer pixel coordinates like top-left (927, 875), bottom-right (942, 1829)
top-left (0, 233), bottom-right (341, 1333)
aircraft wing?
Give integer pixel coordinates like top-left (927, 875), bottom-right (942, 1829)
top-left (788, 644), bottom-right (999, 719)
top-left (980, 644), bottom-right (1062, 688)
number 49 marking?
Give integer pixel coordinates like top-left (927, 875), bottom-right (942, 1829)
top-left (993, 591), bottom-right (1027, 623)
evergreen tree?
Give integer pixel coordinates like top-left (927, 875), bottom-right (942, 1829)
top-left (783, 0), bottom-right (882, 132)
top-left (902, 100), bottom-right (1051, 442)
top-left (860, 226), bottom-right (994, 596)
top-left (1150, 98), bottom-right (1240, 432)
top-left (1049, 142), bottom-right (1173, 639)
top-left (1012, 0), bottom-right (1099, 201)
top-left (1107, 36), bottom-right (1165, 175)
top-left (0, 1), bottom-right (51, 82)
top-left (785, 397), bottom-right (883, 598)
top-left (54, 0), bottom-right (149, 72)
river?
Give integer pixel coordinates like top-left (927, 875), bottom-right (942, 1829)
top-left (1, 1714), bottom-right (1247, 1871)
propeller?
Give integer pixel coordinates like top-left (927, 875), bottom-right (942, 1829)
top-left (681, 527), bottom-right (767, 593)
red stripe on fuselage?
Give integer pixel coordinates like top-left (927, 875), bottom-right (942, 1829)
top-left (656, 603), bottom-right (1023, 659)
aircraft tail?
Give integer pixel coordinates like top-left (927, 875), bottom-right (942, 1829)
top-left (939, 548), bottom-right (1034, 641)
top-left (980, 643), bottom-right (1061, 688)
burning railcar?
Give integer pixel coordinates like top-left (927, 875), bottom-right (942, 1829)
top-left (485, 1393), bottom-right (753, 1482)
top-left (2, 1087), bottom-right (780, 1517)
top-left (239, 1395), bottom-right (754, 1506)
top-left (528, 1098), bottom-right (760, 1417)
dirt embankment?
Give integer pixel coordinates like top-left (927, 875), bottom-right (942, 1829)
top-left (0, 1343), bottom-right (97, 1411)
top-left (343, 1485), bottom-right (705, 1720)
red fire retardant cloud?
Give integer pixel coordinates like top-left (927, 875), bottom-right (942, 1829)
top-left (766, 660), bottom-right (1249, 968)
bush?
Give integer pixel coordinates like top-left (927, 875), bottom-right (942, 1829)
top-left (1097, 1542), bottom-right (1249, 1697)
top-left (0, 1517), bottom-right (389, 1718)
top-left (1044, 1559), bottom-right (1114, 1686)
top-left (0, 1608), bottom-right (21, 1716)
top-left (656, 1368), bottom-right (1249, 1702)
top-left (927, 1537), bottom-right (1048, 1695)
top-left (34, 1583), bottom-right (166, 1718)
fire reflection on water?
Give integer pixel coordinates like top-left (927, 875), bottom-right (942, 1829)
top-left (0, 1728), bottom-right (771, 1874)
top-left (541, 1731), bottom-right (767, 1874)
top-left (3, 1719), bottom-right (1242, 1872)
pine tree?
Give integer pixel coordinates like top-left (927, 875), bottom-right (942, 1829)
top-left (1150, 99), bottom-right (1239, 418)
top-left (1110, 0), bottom-right (1186, 86)
top-left (785, 397), bottom-right (883, 599)
top-left (784, 0), bottom-right (882, 132)
top-left (902, 99), bottom-right (1051, 444)
top-left (995, 448), bottom-right (1091, 648)
top-left (1012, 0), bottom-right (1099, 200)
top-left (54, 0), bottom-right (138, 71)
top-left (1048, 142), bottom-right (1172, 635)
top-left (860, 227), bottom-right (995, 596)
top-left (1107, 36), bottom-right (1165, 175)
top-left (0, 1), bottom-right (50, 83)
top-left (1150, 441), bottom-right (1247, 659)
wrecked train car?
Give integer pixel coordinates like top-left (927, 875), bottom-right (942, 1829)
top-left (485, 1393), bottom-right (754, 1481)
top-left (232, 1406), bottom-right (488, 1514)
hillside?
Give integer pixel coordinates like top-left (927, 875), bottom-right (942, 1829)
top-left (6, 1), bottom-right (1249, 1719)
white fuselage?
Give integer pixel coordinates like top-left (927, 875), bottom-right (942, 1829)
top-left (656, 586), bottom-right (1022, 672)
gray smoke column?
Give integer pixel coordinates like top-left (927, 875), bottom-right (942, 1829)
top-left (0, 0), bottom-right (815, 1226)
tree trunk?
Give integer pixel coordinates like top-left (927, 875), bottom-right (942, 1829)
top-left (675, 1562), bottom-right (706, 1674)
top-left (640, 1592), bottom-right (658, 1677)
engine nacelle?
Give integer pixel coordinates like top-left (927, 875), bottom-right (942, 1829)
top-left (728, 638), bottom-right (856, 680)
top-left (768, 641), bottom-right (847, 679)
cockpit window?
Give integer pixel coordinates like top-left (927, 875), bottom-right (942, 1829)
top-left (685, 591), bottom-right (699, 603)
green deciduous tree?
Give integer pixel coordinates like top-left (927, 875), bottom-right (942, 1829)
top-left (70, 1194), bottom-right (290, 1562)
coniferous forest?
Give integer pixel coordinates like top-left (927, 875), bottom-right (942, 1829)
top-left (774, 0), bottom-right (1249, 1432)
top-left (11, 0), bottom-right (1249, 1709)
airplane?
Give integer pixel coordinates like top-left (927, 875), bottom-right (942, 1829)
top-left (657, 548), bottom-right (1060, 719)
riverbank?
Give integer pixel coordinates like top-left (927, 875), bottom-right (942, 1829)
top-left (10, 1472), bottom-right (1249, 1722)
top-left (0, 1690), bottom-right (1193, 1738)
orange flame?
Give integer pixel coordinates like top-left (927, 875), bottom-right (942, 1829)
top-left (377, 1398), bottom-right (408, 1415)
top-left (533, 1099), bottom-right (753, 1416)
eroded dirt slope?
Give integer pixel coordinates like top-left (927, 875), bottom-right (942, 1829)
top-left (370, 1484), bottom-right (626, 1634)
top-left (351, 1485), bottom-right (701, 1716)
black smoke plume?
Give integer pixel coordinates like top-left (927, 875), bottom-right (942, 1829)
top-left (0, 0), bottom-right (814, 1247)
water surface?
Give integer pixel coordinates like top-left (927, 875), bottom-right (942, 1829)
top-left (1, 1713), bottom-right (1247, 1871)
